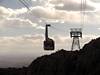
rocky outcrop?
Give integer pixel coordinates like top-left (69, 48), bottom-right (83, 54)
top-left (29, 37), bottom-right (100, 75)
top-left (29, 50), bottom-right (78, 75)
top-left (76, 38), bottom-right (100, 75)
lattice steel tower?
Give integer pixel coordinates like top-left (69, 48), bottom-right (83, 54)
top-left (70, 28), bottom-right (82, 51)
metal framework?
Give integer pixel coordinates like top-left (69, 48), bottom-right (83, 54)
top-left (70, 28), bottom-right (82, 51)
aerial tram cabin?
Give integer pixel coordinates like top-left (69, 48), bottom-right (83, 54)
top-left (43, 24), bottom-right (55, 50)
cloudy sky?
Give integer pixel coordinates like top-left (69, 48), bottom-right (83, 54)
top-left (0, 0), bottom-right (100, 67)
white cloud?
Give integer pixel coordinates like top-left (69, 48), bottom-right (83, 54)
top-left (0, 34), bottom-right (43, 53)
top-left (0, 6), bottom-right (27, 18)
top-left (0, 6), bottom-right (45, 29)
top-left (0, 0), bottom-right (99, 29)
top-left (43, 0), bottom-right (95, 11)
top-left (0, 34), bottom-right (97, 53)
top-left (0, 18), bottom-right (37, 28)
top-left (24, 5), bottom-right (98, 24)
top-left (28, 6), bottom-right (82, 23)
top-left (0, 6), bottom-right (13, 19)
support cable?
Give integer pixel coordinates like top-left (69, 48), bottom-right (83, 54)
top-left (80, 0), bottom-right (86, 29)
top-left (18, 0), bottom-right (30, 10)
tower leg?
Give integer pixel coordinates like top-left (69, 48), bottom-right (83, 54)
top-left (71, 37), bottom-right (80, 51)
top-left (77, 38), bottom-right (80, 50)
top-left (71, 38), bottom-right (74, 51)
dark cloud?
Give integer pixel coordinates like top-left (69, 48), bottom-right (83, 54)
top-left (55, 3), bottom-right (94, 11)
top-left (91, 0), bottom-right (100, 2)
top-left (48, 0), bottom-right (95, 11)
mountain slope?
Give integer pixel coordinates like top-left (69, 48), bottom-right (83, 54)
top-left (29, 37), bottom-right (100, 75)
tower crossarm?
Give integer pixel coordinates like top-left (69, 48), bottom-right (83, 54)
top-left (70, 28), bottom-right (82, 51)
